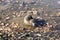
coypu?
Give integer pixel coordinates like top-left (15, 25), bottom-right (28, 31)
top-left (24, 14), bottom-right (46, 27)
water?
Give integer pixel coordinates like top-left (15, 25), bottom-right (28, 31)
top-left (0, 0), bottom-right (60, 11)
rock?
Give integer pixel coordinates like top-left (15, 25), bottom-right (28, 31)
top-left (34, 33), bottom-right (41, 37)
top-left (5, 17), bottom-right (10, 20)
top-left (0, 23), bottom-right (4, 26)
top-left (31, 19), bottom-right (46, 27)
top-left (24, 14), bottom-right (46, 27)
top-left (24, 14), bottom-right (33, 25)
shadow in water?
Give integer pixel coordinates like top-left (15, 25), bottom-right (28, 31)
top-left (33, 19), bottom-right (46, 27)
